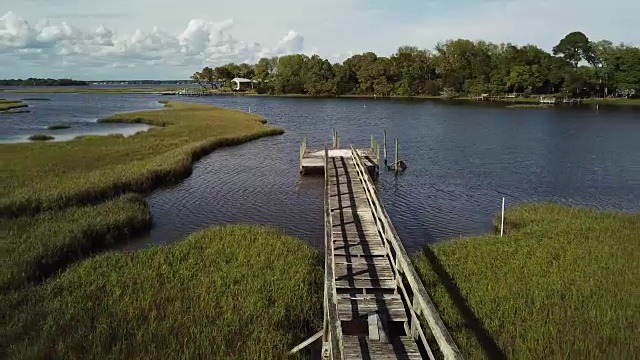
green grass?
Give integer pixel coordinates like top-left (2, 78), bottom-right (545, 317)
top-left (584, 98), bottom-right (640, 106)
top-left (27, 134), bottom-right (54, 141)
top-left (414, 203), bottom-right (640, 359)
top-left (0, 101), bottom-right (284, 217)
top-left (47, 124), bottom-right (71, 130)
top-left (1, 225), bottom-right (322, 359)
top-left (0, 101), bottom-right (28, 111)
top-left (0, 194), bottom-right (151, 291)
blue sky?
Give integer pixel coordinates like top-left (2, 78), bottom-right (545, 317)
top-left (1, 0), bottom-right (637, 80)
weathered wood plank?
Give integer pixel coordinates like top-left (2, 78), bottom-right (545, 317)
top-left (338, 295), bottom-right (408, 322)
top-left (333, 256), bottom-right (391, 266)
top-left (368, 313), bottom-right (380, 341)
top-left (332, 238), bottom-right (385, 248)
top-left (335, 262), bottom-right (394, 276)
top-left (335, 278), bottom-right (397, 289)
top-left (336, 269), bottom-right (395, 282)
top-left (333, 243), bottom-right (388, 256)
top-left (342, 336), bottom-right (422, 360)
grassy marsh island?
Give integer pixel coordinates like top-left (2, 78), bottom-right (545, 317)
top-left (27, 134), bottom-right (54, 141)
top-left (414, 203), bottom-right (640, 359)
top-left (46, 124), bottom-right (71, 130)
top-left (0, 100), bottom-right (29, 112)
top-left (0, 101), bottom-right (284, 216)
top-left (1, 225), bottom-right (321, 358)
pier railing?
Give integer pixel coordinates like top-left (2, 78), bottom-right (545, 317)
top-left (323, 146), bottom-right (344, 360)
top-left (350, 146), bottom-right (463, 360)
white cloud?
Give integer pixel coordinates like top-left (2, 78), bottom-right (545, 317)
top-left (0, 11), bottom-right (309, 78)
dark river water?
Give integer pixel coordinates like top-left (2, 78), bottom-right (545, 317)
top-left (2, 93), bottom-right (639, 252)
top-left (126, 96), bottom-right (639, 252)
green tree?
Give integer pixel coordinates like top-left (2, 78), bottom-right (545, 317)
top-left (302, 55), bottom-right (336, 96)
top-left (191, 35), bottom-right (640, 98)
top-left (332, 63), bottom-right (355, 95)
top-left (190, 72), bottom-right (206, 89)
top-left (434, 39), bottom-right (492, 95)
top-left (343, 52), bottom-right (378, 94)
top-left (255, 58), bottom-right (274, 82)
top-left (237, 63), bottom-right (255, 79)
top-left (553, 32), bottom-right (595, 68)
top-left (200, 67), bottom-right (216, 89)
top-left (272, 54), bottom-right (308, 94)
top-left (214, 66), bottom-right (233, 82)
top-left (390, 46), bottom-right (436, 96)
top-left (612, 45), bottom-right (640, 95)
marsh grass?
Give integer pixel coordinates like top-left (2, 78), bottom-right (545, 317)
top-left (27, 134), bottom-right (54, 141)
top-left (414, 203), bottom-right (640, 359)
top-left (47, 124), bottom-right (71, 130)
top-left (0, 101), bottom-right (28, 111)
top-left (585, 98), bottom-right (640, 106)
top-left (1, 225), bottom-right (322, 359)
top-left (0, 194), bottom-right (151, 291)
top-left (0, 101), bottom-right (283, 217)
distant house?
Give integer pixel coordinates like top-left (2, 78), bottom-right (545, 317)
top-left (231, 78), bottom-right (254, 91)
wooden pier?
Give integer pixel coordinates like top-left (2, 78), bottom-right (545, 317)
top-left (296, 134), bottom-right (461, 359)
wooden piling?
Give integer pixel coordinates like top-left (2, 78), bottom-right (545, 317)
top-left (395, 138), bottom-right (399, 174)
top-left (299, 137), bottom-right (307, 174)
top-left (383, 130), bottom-right (387, 166)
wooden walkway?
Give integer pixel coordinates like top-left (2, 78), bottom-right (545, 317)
top-left (319, 145), bottom-right (462, 360)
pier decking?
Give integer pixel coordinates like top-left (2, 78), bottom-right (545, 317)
top-left (297, 134), bottom-right (461, 359)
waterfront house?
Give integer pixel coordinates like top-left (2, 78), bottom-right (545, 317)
top-left (231, 78), bottom-right (254, 91)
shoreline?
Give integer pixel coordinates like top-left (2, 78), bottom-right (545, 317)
top-left (3, 87), bottom-right (640, 106)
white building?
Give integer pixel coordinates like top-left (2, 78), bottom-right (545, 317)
top-left (231, 78), bottom-right (254, 91)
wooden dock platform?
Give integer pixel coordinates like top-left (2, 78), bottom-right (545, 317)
top-left (297, 137), bottom-right (462, 359)
top-left (301, 148), bottom-right (378, 175)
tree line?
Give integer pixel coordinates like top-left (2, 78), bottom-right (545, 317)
top-left (192, 32), bottom-right (640, 98)
top-left (0, 78), bottom-right (89, 86)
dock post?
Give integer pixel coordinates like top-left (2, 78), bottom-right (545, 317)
top-left (395, 138), bottom-right (399, 174)
top-left (383, 130), bottom-right (387, 166)
top-left (299, 137), bottom-right (307, 174)
top-left (332, 129), bottom-right (338, 149)
top-left (370, 135), bottom-right (374, 150)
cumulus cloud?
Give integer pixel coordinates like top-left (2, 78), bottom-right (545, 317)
top-left (0, 11), bottom-right (309, 77)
